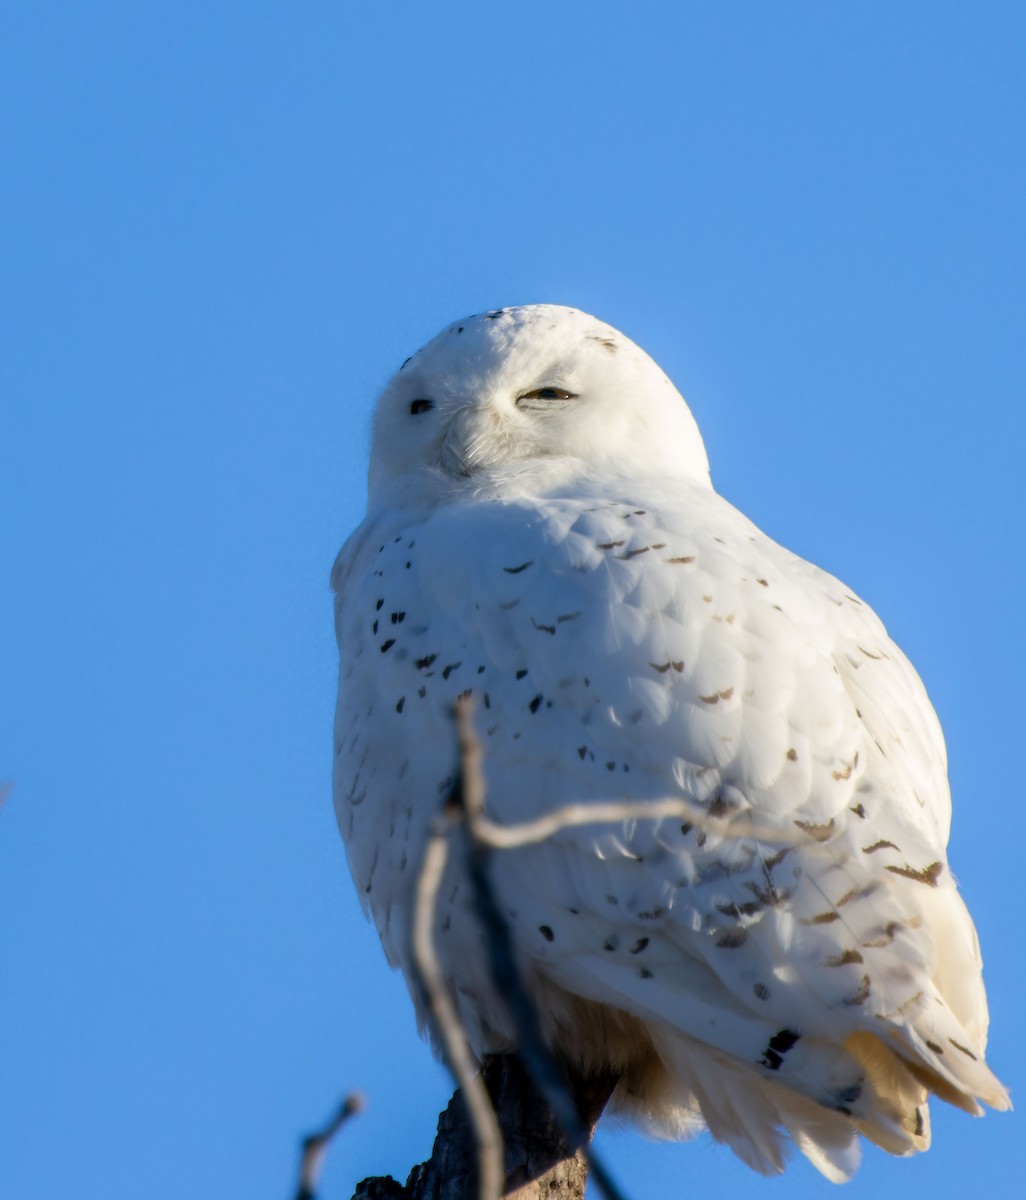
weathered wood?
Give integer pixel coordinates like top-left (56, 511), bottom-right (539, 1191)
top-left (351, 1055), bottom-right (618, 1200)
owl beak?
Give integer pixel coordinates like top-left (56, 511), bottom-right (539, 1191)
top-left (439, 403), bottom-right (487, 478)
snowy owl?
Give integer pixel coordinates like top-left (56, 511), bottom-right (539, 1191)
top-left (331, 305), bottom-right (1007, 1181)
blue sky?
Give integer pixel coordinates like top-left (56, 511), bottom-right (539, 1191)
top-left (2, 3), bottom-right (1023, 1197)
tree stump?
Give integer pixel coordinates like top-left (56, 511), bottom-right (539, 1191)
top-left (352, 1055), bottom-right (617, 1200)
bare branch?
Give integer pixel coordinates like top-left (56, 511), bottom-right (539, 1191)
top-left (295, 1092), bottom-right (365, 1200)
top-left (453, 698), bottom-right (631, 1200)
top-left (411, 801), bottom-right (505, 1200)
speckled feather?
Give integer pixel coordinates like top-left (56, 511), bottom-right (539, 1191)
top-left (332, 306), bottom-right (1007, 1181)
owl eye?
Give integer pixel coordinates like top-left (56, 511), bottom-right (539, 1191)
top-left (409, 399), bottom-right (434, 415)
top-left (517, 387), bottom-right (578, 402)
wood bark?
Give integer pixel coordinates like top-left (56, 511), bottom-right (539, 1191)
top-left (351, 1055), bottom-right (617, 1200)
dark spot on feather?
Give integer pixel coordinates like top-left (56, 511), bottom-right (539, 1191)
top-left (441, 662), bottom-right (462, 679)
top-left (415, 654), bottom-right (437, 670)
top-left (375, 598), bottom-right (384, 610)
top-left (786, 748), bottom-right (798, 762)
top-left (630, 937), bottom-right (649, 954)
top-left (391, 611), bottom-right (405, 624)
top-left (949, 1039), bottom-right (978, 1061)
top-left (372, 620), bottom-right (378, 635)
top-left (395, 697), bottom-right (405, 713)
top-left (597, 540), bottom-right (625, 550)
top-left (753, 983), bottom-right (770, 1002)
top-left (380, 639), bottom-right (395, 653)
top-left (863, 839), bottom-right (899, 854)
top-left (760, 1029), bottom-right (801, 1071)
top-left (531, 618), bottom-right (556, 635)
top-left (717, 899), bottom-right (763, 919)
top-left (539, 925), bottom-right (554, 942)
top-left (617, 546), bottom-right (651, 560)
top-left (825, 948), bottom-right (864, 967)
top-left (926, 1040), bottom-right (944, 1055)
top-left (801, 911), bottom-right (841, 925)
top-left (843, 975), bottom-right (871, 1006)
top-left (850, 803), bottom-right (867, 819)
top-left (638, 967), bottom-right (653, 979)
top-left (577, 745), bottom-right (587, 759)
top-left (716, 928), bottom-right (748, 949)
top-left (516, 669), bottom-right (529, 680)
top-left (886, 861), bottom-right (943, 887)
top-left (529, 694), bottom-right (543, 713)
top-left (503, 561), bottom-right (533, 574)
top-left (794, 817), bottom-right (835, 842)
top-left (667, 555), bottom-right (695, 564)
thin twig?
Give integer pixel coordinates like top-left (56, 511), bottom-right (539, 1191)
top-left (411, 801), bottom-right (505, 1200)
top-left (473, 794), bottom-right (797, 850)
top-left (453, 697), bottom-right (631, 1200)
top-left (295, 1092), bottom-right (365, 1200)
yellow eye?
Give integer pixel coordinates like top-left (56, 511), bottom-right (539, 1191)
top-left (517, 387), bottom-right (577, 402)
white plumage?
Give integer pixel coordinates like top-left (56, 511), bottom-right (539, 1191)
top-left (332, 305), bottom-right (1007, 1180)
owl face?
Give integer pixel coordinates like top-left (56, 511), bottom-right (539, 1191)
top-left (367, 305), bottom-right (711, 505)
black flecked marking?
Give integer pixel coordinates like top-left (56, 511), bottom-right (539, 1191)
top-left (716, 928), bottom-right (748, 949)
top-left (629, 937), bottom-right (649, 954)
top-left (441, 662), bottom-right (461, 680)
top-left (605, 761), bottom-right (615, 771)
top-left (539, 925), bottom-right (554, 942)
top-left (557, 611), bottom-right (581, 623)
top-left (415, 654), bottom-right (437, 670)
top-left (759, 1031), bottom-right (801, 1072)
top-left (531, 618), bottom-right (556, 635)
top-left (577, 746), bottom-right (587, 759)
top-left (375, 598), bottom-right (384, 610)
top-left (380, 639), bottom-right (395, 653)
top-left (516, 668), bottom-right (529, 680)
top-left (834, 1082), bottom-right (863, 1114)
top-left (667, 555), bottom-right (695, 564)
top-left (399, 356), bottom-right (412, 370)
top-left (503, 561), bottom-right (533, 574)
top-left (843, 975), bottom-right (871, 1006)
top-left (886, 861), bottom-right (943, 887)
top-left (483, 693), bottom-right (491, 709)
top-left (753, 983), bottom-right (770, 1002)
top-left (597, 540), bottom-right (625, 550)
top-left (529, 694), bottom-right (543, 714)
top-left (638, 967), bottom-right (653, 979)
top-left (949, 1039), bottom-right (978, 1061)
top-left (395, 697), bottom-right (405, 713)
top-left (477, 665), bottom-right (486, 673)
top-left (372, 620), bottom-right (378, 635)
top-left (391, 611), bottom-right (406, 624)
top-left (617, 546), bottom-right (651, 560)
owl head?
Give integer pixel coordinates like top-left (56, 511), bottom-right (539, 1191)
top-left (367, 305), bottom-right (711, 505)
